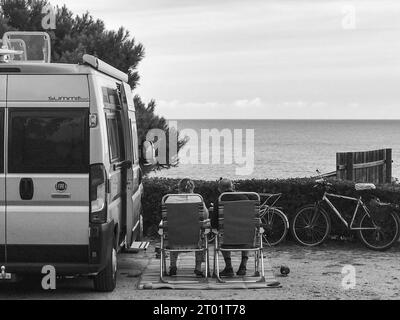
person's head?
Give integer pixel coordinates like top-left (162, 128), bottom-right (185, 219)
top-left (218, 178), bottom-right (234, 193)
top-left (178, 178), bottom-right (195, 194)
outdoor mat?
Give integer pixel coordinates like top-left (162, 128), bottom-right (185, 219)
top-left (138, 251), bottom-right (281, 290)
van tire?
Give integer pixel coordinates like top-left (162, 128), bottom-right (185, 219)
top-left (93, 241), bottom-right (117, 292)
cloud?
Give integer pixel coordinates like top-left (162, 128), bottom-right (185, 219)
top-left (156, 99), bottom-right (400, 119)
top-left (233, 98), bottom-right (262, 108)
top-left (50, 0), bottom-right (400, 119)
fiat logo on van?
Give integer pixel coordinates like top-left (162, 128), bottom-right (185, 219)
top-left (55, 181), bottom-right (68, 193)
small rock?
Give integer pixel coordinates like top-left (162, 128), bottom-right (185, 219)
top-left (127, 270), bottom-right (142, 278)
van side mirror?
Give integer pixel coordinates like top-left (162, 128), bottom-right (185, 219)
top-left (142, 141), bottom-right (156, 166)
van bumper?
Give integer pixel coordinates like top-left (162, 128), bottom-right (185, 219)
top-left (1, 263), bottom-right (107, 275)
top-left (0, 220), bottom-right (114, 276)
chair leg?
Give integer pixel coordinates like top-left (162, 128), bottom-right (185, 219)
top-left (204, 239), bottom-right (209, 278)
top-left (160, 249), bottom-right (165, 283)
top-left (208, 251), bottom-right (211, 278)
top-left (214, 237), bottom-right (224, 283)
top-left (260, 249), bottom-right (265, 279)
top-left (205, 248), bottom-right (208, 278)
top-left (213, 246), bottom-right (216, 278)
top-left (254, 251), bottom-right (258, 273)
top-left (259, 236), bottom-right (265, 281)
top-left (163, 252), bottom-right (167, 276)
top-left (215, 249), bottom-right (223, 282)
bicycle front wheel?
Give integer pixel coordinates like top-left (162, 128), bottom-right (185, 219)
top-left (358, 211), bottom-right (400, 251)
top-left (291, 205), bottom-right (331, 247)
top-left (261, 208), bottom-right (289, 246)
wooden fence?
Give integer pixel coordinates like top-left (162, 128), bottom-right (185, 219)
top-left (336, 149), bottom-right (392, 184)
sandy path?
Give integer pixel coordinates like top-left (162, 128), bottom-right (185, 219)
top-left (0, 241), bottom-right (399, 300)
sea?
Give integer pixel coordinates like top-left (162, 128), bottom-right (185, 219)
top-left (150, 120), bottom-right (400, 181)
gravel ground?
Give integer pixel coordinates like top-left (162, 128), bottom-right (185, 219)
top-left (0, 241), bottom-right (399, 300)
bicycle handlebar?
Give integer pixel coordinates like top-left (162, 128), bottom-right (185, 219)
top-left (314, 176), bottom-right (333, 189)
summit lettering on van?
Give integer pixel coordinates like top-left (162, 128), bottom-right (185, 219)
top-left (48, 96), bottom-right (89, 102)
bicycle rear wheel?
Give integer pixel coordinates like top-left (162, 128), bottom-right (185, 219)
top-left (261, 207), bottom-right (288, 246)
top-left (291, 205), bottom-right (331, 247)
top-left (358, 211), bottom-right (400, 251)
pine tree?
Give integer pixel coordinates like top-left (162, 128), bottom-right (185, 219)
top-left (0, 0), bottom-right (187, 173)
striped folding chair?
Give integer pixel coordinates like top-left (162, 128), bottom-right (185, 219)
top-left (213, 192), bottom-right (265, 283)
top-left (159, 194), bottom-right (210, 283)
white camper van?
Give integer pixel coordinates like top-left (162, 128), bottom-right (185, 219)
top-left (0, 32), bottom-right (153, 291)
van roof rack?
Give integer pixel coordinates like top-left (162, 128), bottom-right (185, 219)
top-left (82, 54), bottom-right (129, 83)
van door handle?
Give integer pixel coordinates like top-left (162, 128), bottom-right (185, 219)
top-left (51, 193), bottom-right (71, 199)
top-left (19, 178), bottom-right (34, 200)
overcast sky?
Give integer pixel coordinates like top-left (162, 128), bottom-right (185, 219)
top-left (50, 0), bottom-right (400, 119)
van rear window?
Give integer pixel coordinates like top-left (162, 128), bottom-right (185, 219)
top-left (0, 110), bottom-right (3, 173)
top-left (8, 108), bottom-right (89, 174)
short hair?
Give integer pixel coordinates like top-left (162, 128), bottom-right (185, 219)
top-left (178, 178), bottom-right (195, 194)
top-left (218, 178), bottom-right (234, 192)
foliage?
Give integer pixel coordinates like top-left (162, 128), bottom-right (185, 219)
top-left (0, 0), bottom-right (144, 88)
top-left (134, 96), bottom-right (188, 174)
top-left (142, 177), bottom-right (400, 239)
top-left (0, 0), bottom-right (187, 173)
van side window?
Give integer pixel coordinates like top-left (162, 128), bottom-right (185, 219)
top-left (8, 108), bottom-right (89, 174)
top-left (106, 117), bottom-right (121, 163)
top-left (102, 87), bottom-right (121, 109)
top-left (106, 112), bottom-right (125, 164)
top-left (0, 110), bottom-right (3, 173)
top-left (130, 120), bottom-right (139, 163)
top-left (117, 83), bottom-right (128, 106)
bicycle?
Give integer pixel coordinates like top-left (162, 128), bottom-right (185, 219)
top-left (290, 171), bottom-right (400, 251)
top-left (259, 193), bottom-right (289, 246)
top-left (209, 193), bottom-right (289, 246)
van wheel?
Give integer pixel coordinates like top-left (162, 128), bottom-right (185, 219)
top-left (93, 243), bottom-right (117, 292)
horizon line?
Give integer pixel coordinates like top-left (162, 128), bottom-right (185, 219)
top-left (163, 118), bottom-right (400, 121)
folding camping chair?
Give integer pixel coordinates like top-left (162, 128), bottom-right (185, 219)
top-left (213, 192), bottom-right (266, 283)
top-left (159, 194), bottom-right (210, 284)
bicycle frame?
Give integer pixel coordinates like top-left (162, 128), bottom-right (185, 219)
top-left (321, 192), bottom-right (377, 231)
top-left (259, 193), bottom-right (282, 211)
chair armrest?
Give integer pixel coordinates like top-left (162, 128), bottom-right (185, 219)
top-left (158, 221), bottom-right (164, 236)
top-left (255, 218), bottom-right (264, 234)
top-left (202, 219), bottom-right (211, 228)
top-left (201, 219), bottom-right (211, 235)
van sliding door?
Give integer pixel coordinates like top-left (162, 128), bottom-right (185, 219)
top-left (0, 74), bottom-right (6, 263)
top-left (0, 109), bottom-right (5, 263)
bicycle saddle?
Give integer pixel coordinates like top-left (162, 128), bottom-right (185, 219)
top-left (355, 183), bottom-right (376, 191)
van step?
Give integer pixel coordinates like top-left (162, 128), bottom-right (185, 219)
top-left (130, 241), bottom-right (150, 250)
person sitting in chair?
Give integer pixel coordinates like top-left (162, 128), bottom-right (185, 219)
top-left (212, 178), bottom-right (249, 277)
top-left (165, 178), bottom-right (209, 277)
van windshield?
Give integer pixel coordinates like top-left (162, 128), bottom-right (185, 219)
top-left (8, 108), bottom-right (89, 174)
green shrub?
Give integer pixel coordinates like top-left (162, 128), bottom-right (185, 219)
top-left (142, 177), bottom-right (400, 238)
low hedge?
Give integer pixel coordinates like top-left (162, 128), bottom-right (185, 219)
top-left (142, 177), bottom-right (400, 239)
